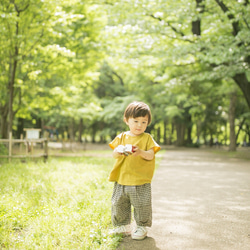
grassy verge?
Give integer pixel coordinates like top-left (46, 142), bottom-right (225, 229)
top-left (0, 150), bottom-right (164, 249)
top-left (0, 155), bottom-right (121, 249)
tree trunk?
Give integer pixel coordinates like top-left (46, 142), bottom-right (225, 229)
top-left (235, 118), bottom-right (246, 145)
top-left (224, 122), bottom-right (228, 146)
top-left (91, 130), bottom-right (96, 143)
top-left (0, 108), bottom-right (8, 139)
top-left (186, 113), bottom-right (192, 145)
top-left (246, 125), bottom-right (250, 144)
top-left (8, 8), bottom-right (20, 138)
top-left (91, 122), bottom-right (99, 143)
top-left (157, 127), bottom-right (161, 143)
top-left (209, 134), bottom-right (213, 147)
top-left (69, 118), bottom-right (75, 141)
top-left (16, 118), bottom-right (24, 139)
top-left (78, 118), bottom-right (83, 142)
top-left (8, 58), bottom-right (18, 138)
top-left (176, 123), bottom-right (185, 146)
top-left (171, 122), bottom-right (175, 145)
top-left (229, 92), bottom-right (237, 151)
top-left (196, 121), bottom-right (201, 144)
top-left (163, 120), bottom-right (167, 145)
top-left (233, 73), bottom-right (250, 109)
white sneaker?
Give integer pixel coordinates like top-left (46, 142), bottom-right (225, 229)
top-left (111, 225), bottom-right (131, 236)
top-left (132, 226), bottom-right (147, 240)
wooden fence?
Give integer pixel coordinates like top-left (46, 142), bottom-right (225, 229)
top-left (0, 133), bottom-right (48, 162)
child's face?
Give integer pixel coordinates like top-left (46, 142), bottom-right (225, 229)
top-left (125, 116), bottom-right (148, 136)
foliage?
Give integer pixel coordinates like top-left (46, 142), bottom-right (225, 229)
top-left (0, 0), bottom-right (105, 138)
top-left (0, 0), bottom-right (249, 147)
top-left (0, 143), bottom-right (8, 155)
top-left (98, 0), bottom-right (250, 145)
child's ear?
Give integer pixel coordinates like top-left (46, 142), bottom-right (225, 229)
top-left (124, 117), bottom-right (129, 125)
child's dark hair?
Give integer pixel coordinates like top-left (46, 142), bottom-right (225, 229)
top-left (124, 101), bottom-right (152, 124)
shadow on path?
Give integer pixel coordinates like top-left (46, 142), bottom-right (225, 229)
top-left (117, 236), bottom-right (160, 250)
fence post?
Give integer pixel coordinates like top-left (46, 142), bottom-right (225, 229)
top-left (9, 132), bottom-right (12, 163)
top-left (20, 134), bottom-right (23, 153)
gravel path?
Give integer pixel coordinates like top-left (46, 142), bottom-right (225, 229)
top-left (117, 148), bottom-right (250, 250)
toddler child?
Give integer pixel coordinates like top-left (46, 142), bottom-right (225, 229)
top-left (109, 101), bottom-right (161, 240)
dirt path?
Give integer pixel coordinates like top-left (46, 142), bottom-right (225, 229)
top-left (117, 148), bottom-right (250, 250)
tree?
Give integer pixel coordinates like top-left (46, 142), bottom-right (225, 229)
top-left (99, 0), bottom-right (250, 149)
top-left (0, 0), bottom-right (105, 139)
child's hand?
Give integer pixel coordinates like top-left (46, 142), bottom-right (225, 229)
top-left (115, 145), bottom-right (135, 156)
top-left (131, 145), bottom-right (141, 156)
top-left (132, 146), bottom-right (155, 160)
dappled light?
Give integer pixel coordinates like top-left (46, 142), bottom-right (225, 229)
top-left (147, 149), bottom-right (250, 250)
top-left (0, 0), bottom-right (249, 150)
top-left (0, 0), bottom-right (250, 249)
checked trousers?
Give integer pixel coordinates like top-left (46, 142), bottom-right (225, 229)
top-left (111, 182), bottom-right (152, 227)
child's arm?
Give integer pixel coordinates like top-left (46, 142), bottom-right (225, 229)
top-left (132, 147), bottom-right (154, 160)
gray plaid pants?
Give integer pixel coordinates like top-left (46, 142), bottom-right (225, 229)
top-left (111, 182), bottom-right (152, 227)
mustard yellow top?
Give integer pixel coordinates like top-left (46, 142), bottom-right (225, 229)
top-left (109, 131), bottom-right (161, 186)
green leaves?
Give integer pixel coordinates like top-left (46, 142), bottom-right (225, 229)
top-left (0, 0), bottom-right (107, 138)
top-left (165, 106), bottom-right (184, 119)
top-left (0, 0), bottom-right (249, 144)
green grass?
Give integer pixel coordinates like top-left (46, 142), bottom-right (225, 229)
top-left (0, 150), bottom-right (164, 249)
top-left (0, 155), bottom-right (121, 249)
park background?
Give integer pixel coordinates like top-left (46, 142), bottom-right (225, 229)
top-left (0, 0), bottom-right (250, 152)
top-left (0, 1), bottom-right (250, 249)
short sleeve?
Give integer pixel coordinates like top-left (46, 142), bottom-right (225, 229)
top-left (147, 134), bottom-right (161, 154)
top-left (109, 133), bottom-right (123, 150)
